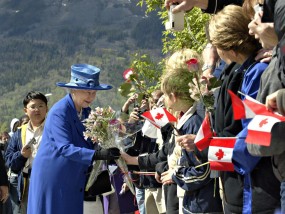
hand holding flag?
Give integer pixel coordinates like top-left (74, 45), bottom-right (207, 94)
top-left (228, 89), bottom-right (285, 146)
top-left (246, 114), bottom-right (284, 146)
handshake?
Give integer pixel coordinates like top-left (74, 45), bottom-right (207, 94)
top-left (93, 147), bottom-right (121, 161)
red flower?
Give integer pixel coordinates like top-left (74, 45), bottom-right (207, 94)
top-left (186, 58), bottom-right (199, 72)
top-left (123, 68), bottom-right (134, 80)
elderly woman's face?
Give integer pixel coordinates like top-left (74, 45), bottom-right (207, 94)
top-left (72, 89), bottom-right (97, 110)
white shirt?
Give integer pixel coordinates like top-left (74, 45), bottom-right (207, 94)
top-left (23, 121), bottom-right (45, 171)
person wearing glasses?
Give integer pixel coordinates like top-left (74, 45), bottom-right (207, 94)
top-left (5, 91), bottom-right (48, 214)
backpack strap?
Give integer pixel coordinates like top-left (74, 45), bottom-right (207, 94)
top-left (21, 124), bottom-right (28, 146)
top-left (20, 123), bottom-right (29, 200)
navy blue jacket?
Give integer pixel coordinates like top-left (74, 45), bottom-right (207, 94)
top-left (5, 127), bottom-right (28, 201)
top-left (172, 113), bottom-right (223, 213)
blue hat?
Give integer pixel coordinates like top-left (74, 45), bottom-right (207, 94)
top-left (56, 64), bottom-right (112, 90)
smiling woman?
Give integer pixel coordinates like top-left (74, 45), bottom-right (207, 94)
top-left (27, 64), bottom-right (121, 214)
top-left (70, 89), bottom-right (97, 114)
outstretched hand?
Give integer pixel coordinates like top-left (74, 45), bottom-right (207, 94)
top-left (165, 0), bottom-right (195, 13)
top-left (165, 0), bottom-right (208, 13)
top-left (93, 147), bottom-right (120, 161)
top-left (120, 152), bottom-right (139, 165)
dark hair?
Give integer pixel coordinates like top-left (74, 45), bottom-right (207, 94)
top-left (1, 131), bottom-right (9, 138)
top-left (23, 91), bottom-right (48, 107)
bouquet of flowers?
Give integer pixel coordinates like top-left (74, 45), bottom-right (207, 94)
top-left (84, 106), bottom-right (117, 143)
top-left (84, 106), bottom-right (136, 195)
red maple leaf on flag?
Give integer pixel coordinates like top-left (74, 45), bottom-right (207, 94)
top-left (259, 118), bottom-right (268, 128)
top-left (155, 113), bottom-right (164, 120)
top-left (215, 149), bottom-right (225, 160)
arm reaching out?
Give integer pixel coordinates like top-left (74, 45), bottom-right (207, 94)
top-left (165, 0), bottom-right (208, 13)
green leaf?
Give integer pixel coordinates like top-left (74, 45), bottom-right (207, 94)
top-left (208, 78), bottom-right (222, 90)
top-left (118, 82), bottom-right (132, 97)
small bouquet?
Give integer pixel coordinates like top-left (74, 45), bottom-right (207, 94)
top-left (84, 106), bottom-right (117, 143)
top-left (83, 106), bottom-right (136, 195)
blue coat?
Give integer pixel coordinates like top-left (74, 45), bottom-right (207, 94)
top-left (233, 59), bottom-right (280, 213)
top-left (5, 127), bottom-right (28, 201)
top-left (27, 94), bottom-right (95, 214)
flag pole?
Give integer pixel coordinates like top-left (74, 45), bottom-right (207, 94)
top-left (237, 90), bottom-right (246, 97)
top-left (169, 123), bottom-right (183, 136)
top-left (207, 111), bottom-right (215, 134)
top-left (195, 162), bottom-right (209, 169)
top-left (132, 171), bottom-right (156, 176)
top-left (237, 91), bottom-right (264, 104)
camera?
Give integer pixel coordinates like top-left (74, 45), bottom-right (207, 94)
top-left (165, 3), bottom-right (184, 31)
top-left (25, 137), bottom-right (36, 149)
top-left (134, 104), bottom-right (144, 119)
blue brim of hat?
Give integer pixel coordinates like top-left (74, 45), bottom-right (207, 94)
top-left (56, 82), bottom-right (113, 90)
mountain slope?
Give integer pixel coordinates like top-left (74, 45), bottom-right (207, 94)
top-left (0, 0), bottom-right (164, 129)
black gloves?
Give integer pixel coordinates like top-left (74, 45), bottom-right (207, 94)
top-left (93, 147), bottom-right (120, 161)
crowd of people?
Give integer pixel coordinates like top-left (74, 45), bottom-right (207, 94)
top-left (0, 0), bottom-right (285, 213)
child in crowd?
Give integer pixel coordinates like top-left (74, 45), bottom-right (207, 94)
top-left (122, 49), bottom-right (223, 214)
top-left (5, 91), bottom-right (48, 214)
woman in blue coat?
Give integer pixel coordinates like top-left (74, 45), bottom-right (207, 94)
top-left (27, 64), bottom-right (121, 214)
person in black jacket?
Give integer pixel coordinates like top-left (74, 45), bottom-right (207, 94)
top-left (0, 151), bottom-right (9, 211)
top-left (126, 95), bottom-right (164, 214)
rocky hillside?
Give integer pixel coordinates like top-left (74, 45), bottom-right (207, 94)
top-left (0, 0), bottom-right (164, 129)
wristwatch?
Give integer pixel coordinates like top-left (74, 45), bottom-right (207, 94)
top-left (202, 64), bottom-right (215, 72)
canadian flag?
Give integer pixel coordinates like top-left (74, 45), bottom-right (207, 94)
top-left (208, 138), bottom-right (235, 171)
top-left (194, 113), bottom-right (214, 151)
top-left (141, 108), bottom-right (177, 128)
top-left (228, 90), bottom-right (267, 120)
top-left (246, 115), bottom-right (284, 146)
